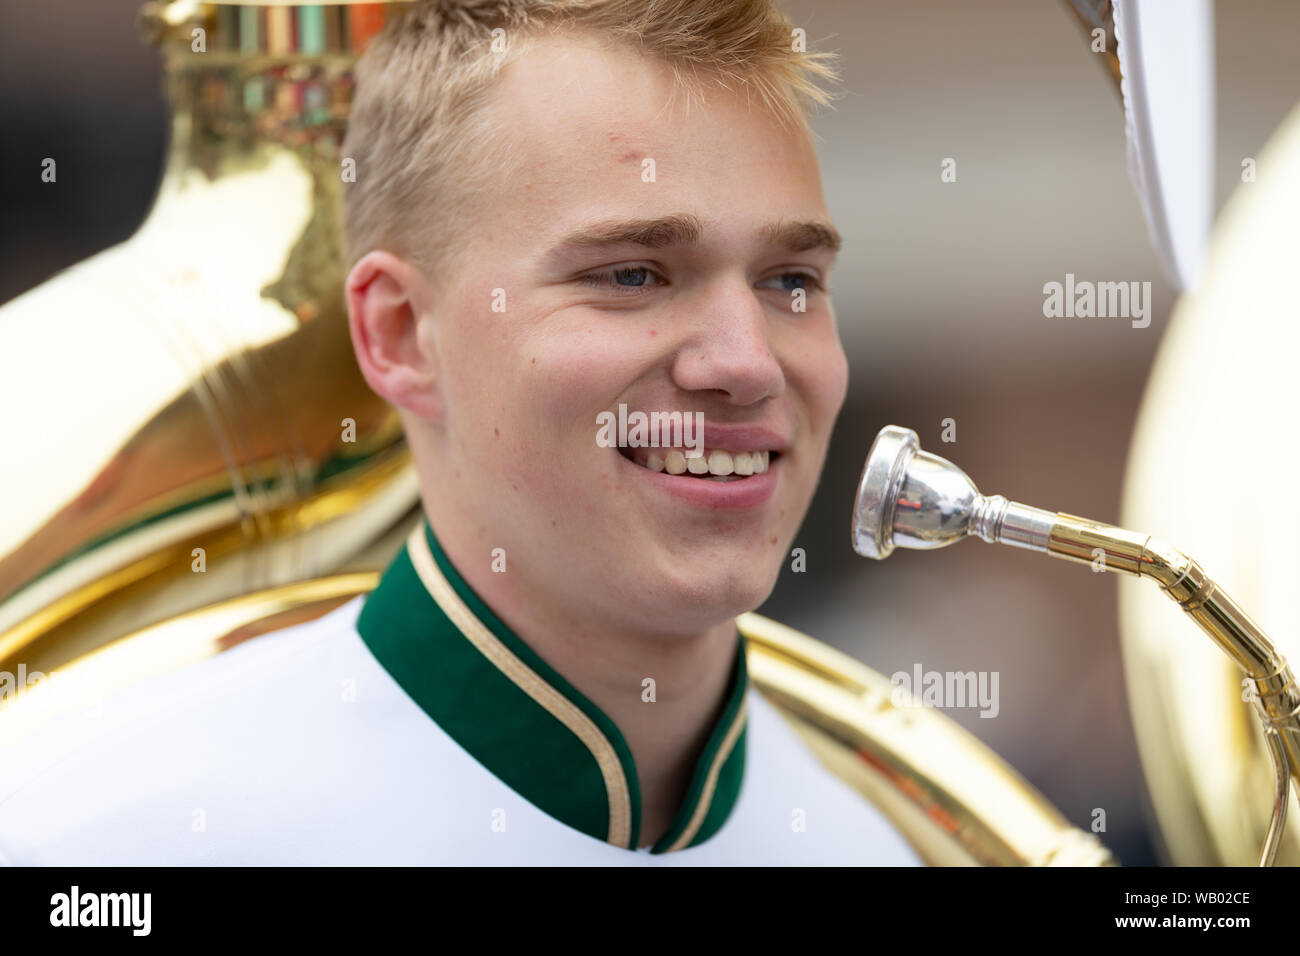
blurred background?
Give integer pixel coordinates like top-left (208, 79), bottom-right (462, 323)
top-left (2, 0), bottom-right (1298, 865)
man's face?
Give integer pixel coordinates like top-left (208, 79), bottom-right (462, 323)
top-left (416, 32), bottom-right (848, 635)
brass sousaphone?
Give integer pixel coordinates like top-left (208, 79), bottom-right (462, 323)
top-left (4, 0), bottom-right (1272, 866)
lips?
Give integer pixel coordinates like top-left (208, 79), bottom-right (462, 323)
top-left (619, 446), bottom-right (777, 480)
top-left (615, 445), bottom-right (783, 509)
top-left (607, 417), bottom-right (788, 507)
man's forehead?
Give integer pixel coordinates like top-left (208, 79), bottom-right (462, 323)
top-left (482, 34), bottom-right (833, 265)
top-left (490, 32), bottom-right (806, 163)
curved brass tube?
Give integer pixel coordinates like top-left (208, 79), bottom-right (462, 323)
top-left (853, 425), bottom-right (1300, 866)
top-left (1048, 515), bottom-right (1300, 867)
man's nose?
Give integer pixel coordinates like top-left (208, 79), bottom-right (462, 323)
top-left (669, 278), bottom-right (785, 406)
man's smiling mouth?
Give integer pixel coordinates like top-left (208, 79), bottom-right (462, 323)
top-left (618, 446), bottom-right (779, 481)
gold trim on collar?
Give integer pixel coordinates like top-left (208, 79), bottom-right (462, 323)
top-left (405, 525), bottom-right (634, 849)
top-left (664, 696), bottom-right (748, 852)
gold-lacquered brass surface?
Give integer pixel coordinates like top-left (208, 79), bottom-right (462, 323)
top-left (0, 3), bottom-right (419, 671)
top-left (0, 576), bottom-right (1115, 866)
top-left (1049, 513), bottom-right (1300, 865)
top-left (738, 614), bottom-right (1115, 866)
top-left (1119, 99), bottom-right (1300, 866)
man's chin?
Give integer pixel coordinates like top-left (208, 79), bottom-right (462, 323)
top-left (635, 560), bottom-right (782, 635)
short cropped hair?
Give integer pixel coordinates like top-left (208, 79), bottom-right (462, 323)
top-left (341, 0), bottom-right (840, 275)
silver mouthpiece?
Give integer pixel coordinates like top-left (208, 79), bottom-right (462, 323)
top-left (851, 425), bottom-right (1055, 560)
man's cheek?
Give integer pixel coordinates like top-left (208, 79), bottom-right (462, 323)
top-left (795, 331), bottom-right (849, 410)
top-left (513, 448), bottom-right (591, 508)
top-left (809, 345), bottom-right (849, 413)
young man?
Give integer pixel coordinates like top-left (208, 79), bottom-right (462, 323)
top-left (0, 0), bottom-right (921, 864)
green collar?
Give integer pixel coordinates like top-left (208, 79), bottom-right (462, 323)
top-left (356, 519), bottom-right (749, 852)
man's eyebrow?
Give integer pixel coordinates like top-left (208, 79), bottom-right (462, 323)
top-left (545, 213), bottom-right (842, 259)
top-left (552, 213), bottom-right (706, 252)
top-left (762, 219), bottom-right (842, 253)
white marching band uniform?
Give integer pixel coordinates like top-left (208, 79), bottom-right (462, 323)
top-left (0, 521), bottom-right (921, 866)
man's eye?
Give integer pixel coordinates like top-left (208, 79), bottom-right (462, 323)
top-left (759, 272), bottom-right (825, 294)
top-left (574, 267), bottom-right (824, 297)
top-left (576, 266), bottom-right (664, 294)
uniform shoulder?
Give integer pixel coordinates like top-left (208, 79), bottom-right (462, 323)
top-left (0, 596), bottom-right (374, 862)
top-left (4, 596), bottom-right (365, 763)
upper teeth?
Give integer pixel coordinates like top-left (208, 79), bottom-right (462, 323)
top-left (637, 448), bottom-right (771, 477)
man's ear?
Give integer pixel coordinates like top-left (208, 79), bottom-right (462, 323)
top-left (345, 251), bottom-right (443, 421)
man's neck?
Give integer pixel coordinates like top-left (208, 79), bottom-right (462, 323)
top-left (427, 511), bottom-right (741, 848)
top-left (532, 612), bottom-right (740, 848)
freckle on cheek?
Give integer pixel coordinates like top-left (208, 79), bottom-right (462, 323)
top-left (769, 536), bottom-right (778, 545)
top-left (494, 427), bottom-right (500, 437)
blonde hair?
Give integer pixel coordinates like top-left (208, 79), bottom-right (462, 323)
top-left (342, 0), bottom-right (840, 273)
